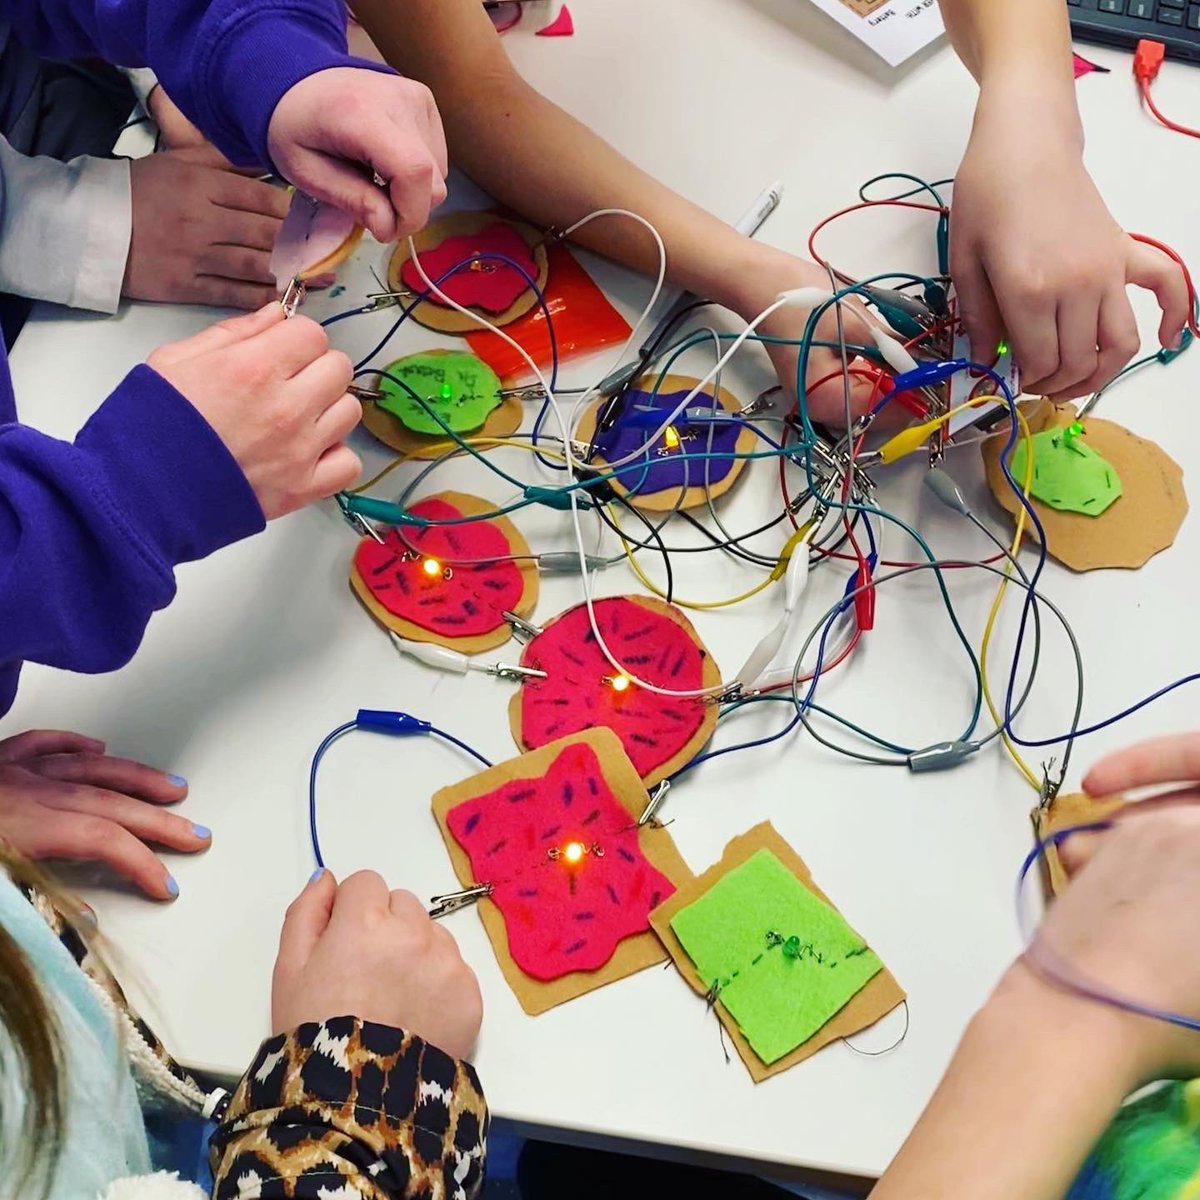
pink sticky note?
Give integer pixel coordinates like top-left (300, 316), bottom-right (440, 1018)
top-left (1073, 52), bottom-right (1109, 78)
top-left (537, 4), bottom-right (574, 36)
top-left (270, 192), bottom-right (359, 289)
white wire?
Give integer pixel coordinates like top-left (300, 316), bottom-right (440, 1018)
top-left (404, 212), bottom-right (824, 700)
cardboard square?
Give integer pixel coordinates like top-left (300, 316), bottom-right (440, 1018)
top-left (431, 729), bottom-right (692, 1015)
top-left (650, 823), bottom-right (905, 1082)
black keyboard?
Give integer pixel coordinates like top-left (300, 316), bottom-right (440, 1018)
top-left (1069, 0), bottom-right (1200, 60)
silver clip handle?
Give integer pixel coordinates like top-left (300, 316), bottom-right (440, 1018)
top-left (428, 883), bottom-right (493, 919)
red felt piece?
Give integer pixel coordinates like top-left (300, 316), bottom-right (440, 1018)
top-left (519, 599), bottom-right (708, 778)
top-left (401, 221), bottom-right (538, 313)
top-left (354, 498), bottom-right (523, 636)
top-left (536, 4), bottom-right (574, 36)
top-left (446, 740), bottom-right (674, 981)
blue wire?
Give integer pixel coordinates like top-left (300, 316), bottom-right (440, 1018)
top-left (308, 718), bottom-right (492, 870)
top-left (1016, 821), bottom-right (1200, 1032)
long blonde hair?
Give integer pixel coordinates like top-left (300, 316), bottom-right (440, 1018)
top-left (0, 845), bottom-right (78, 1198)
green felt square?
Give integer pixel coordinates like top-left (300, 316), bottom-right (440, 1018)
top-left (669, 849), bottom-right (882, 1064)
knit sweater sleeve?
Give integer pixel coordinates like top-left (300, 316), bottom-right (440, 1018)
top-left (209, 1017), bottom-right (488, 1200)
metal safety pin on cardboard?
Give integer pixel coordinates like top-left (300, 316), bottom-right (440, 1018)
top-left (637, 780), bottom-right (671, 828)
top-left (429, 883), bottom-right (493, 919)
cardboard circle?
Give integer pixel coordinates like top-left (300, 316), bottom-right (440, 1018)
top-left (359, 393), bottom-right (524, 459)
top-left (574, 375), bottom-right (756, 513)
top-left (387, 212), bottom-right (550, 334)
top-left (349, 490), bottom-right (538, 654)
top-left (508, 594), bottom-right (721, 787)
top-left (982, 403), bottom-right (1188, 572)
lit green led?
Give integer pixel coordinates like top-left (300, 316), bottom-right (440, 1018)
top-left (439, 382), bottom-right (455, 401)
top-left (996, 340), bottom-right (1010, 358)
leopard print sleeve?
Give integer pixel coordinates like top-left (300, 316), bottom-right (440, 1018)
top-left (209, 1016), bottom-right (488, 1200)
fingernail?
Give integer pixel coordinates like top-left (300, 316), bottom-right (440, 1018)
top-left (192, 824), bottom-right (211, 840)
top-left (309, 868), bottom-right (326, 884)
top-left (79, 902), bottom-right (97, 928)
top-left (168, 774), bottom-right (188, 789)
top-left (165, 875), bottom-right (180, 899)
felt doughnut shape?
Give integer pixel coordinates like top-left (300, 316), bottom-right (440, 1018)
top-left (574, 375), bottom-right (757, 512)
top-left (509, 595), bottom-right (720, 786)
top-left (387, 212), bottom-right (550, 334)
top-left (373, 350), bottom-right (504, 436)
top-left (350, 491), bottom-right (538, 654)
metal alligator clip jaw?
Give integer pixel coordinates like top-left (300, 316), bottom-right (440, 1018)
top-left (503, 611), bottom-right (544, 643)
top-left (486, 663), bottom-right (549, 682)
top-left (281, 277), bottom-right (306, 317)
top-left (428, 883), bottom-right (493, 919)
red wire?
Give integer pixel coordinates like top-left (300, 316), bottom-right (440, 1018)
top-left (808, 199), bottom-right (945, 272)
top-left (759, 628), bottom-right (864, 692)
top-left (1139, 79), bottom-right (1200, 142)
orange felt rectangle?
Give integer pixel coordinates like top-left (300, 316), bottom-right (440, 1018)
top-left (465, 243), bottom-right (631, 384)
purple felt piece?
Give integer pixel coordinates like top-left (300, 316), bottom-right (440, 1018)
top-left (593, 389), bottom-right (739, 496)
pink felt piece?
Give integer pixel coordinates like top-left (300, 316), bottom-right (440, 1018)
top-left (270, 192), bottom-right (357, 287)
top-left (354, 498), bottom-right (523, 636)
top-left (537, 4), bottom-right (574, 36)
top-left (519, 599), bottom-right (708, 778)
top-left (1073, 52), bottom-right (1106, 78)
top-left (446, 740), bottom-right (674, 981)
top-left (401, 222), bottom-right (538, 313)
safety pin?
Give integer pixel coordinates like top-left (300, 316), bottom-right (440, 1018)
top-left (364, 289), bottom-right (417, 311)
top-left (503, 612), bottom-right (544, 642)
top-left (429, 883), bottom-right (493, 919)
top-left (637, 780), bottom-right (672, 828)
top-left (486, 662), bottom-right (548, 682)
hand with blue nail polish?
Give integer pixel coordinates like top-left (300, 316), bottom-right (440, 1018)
top-left (0, 729), bottom-right (209, 901)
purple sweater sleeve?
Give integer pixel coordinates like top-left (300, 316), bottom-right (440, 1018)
top-left (0, 365), bottom-right (264, 716)
top-left (0, 0), bottom-right (368, 166)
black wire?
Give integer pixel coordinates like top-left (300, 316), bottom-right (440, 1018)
top-left (606, 493), bottom-right (674, 603)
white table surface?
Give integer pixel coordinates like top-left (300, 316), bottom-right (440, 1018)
top-left (7, 0), bottom-right (1200, 1181)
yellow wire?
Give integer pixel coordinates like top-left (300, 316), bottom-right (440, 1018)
top-left (351, 438), bottom-right (567, 495)
top-left (978, 407), bottom-right (1041, 792)
top-left (612, 507), bottom-right (815, 612)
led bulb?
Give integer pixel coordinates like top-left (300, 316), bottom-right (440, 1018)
top-left (609, 674), bottom-right (631, 693)
top-left (422, 558), bottom-right (442, 577)
top-left (439, 382), bottom-right (454, 401)
top-left (563, 841), bottom-right (585, 865)
top-left (663, 425), bottom-right (681, 450)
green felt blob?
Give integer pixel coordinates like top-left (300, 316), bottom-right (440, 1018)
top-left (1089, 1080), bottom-right (1200, 1198)
top-left (669, 849), bottom-right (882, 1064)
top-left (377, 351), bottom-right (503, 435)
top-left (1009, 428), bottom-right (1123, 516)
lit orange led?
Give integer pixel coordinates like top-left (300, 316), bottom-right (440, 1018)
top-left (610, 674), bottom-right (631, 693)
top-left (663, 425), bottom-right (681, 450)
top-left (422, 558), bottom-right (442, 577)
top-left (563, 841), bottom-right (585, 865)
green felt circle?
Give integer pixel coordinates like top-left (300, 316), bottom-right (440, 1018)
top-left (377, 352), bottom-right (503, 436)
top-left (1010, 428), bottom-right (1123, 517)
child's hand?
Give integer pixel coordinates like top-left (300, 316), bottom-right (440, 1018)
top-left (147, 304), bottom-right (361, 519)
top-left (1029, 790), bottom-right (1200, 1082)
top-left (267, 69), bottom-right (448, 243)
top-left (272, 869), bottom-right (482, 1059)
top-left (0, 729), bottom-right (205, 901)
top-left (951, 92), bottom-right (1189, 399)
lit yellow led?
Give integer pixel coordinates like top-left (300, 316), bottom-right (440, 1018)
top-left (663, 425), bottom-right (681, 450)
top-left (610, 674), bottom-right (631, 693)
top-left (563, 841), bottom-right (585, 865)
top-left (422, 558), bottom-right (442, 577)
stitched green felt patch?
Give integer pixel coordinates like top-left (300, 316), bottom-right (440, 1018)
top-left (669, 849), bottom-right (882, 1064)
top-left (377, 351), bottom-right (503, 435)
top-left (1009, 427), bottom-right (1123, 516)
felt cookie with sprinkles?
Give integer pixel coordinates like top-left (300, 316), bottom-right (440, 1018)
top-left (350, 491), bottom-right (538, 654)
top-left (509, 596), bottom-right (720, 787)
top-left (431, 730), bottom-right (693, 1014)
